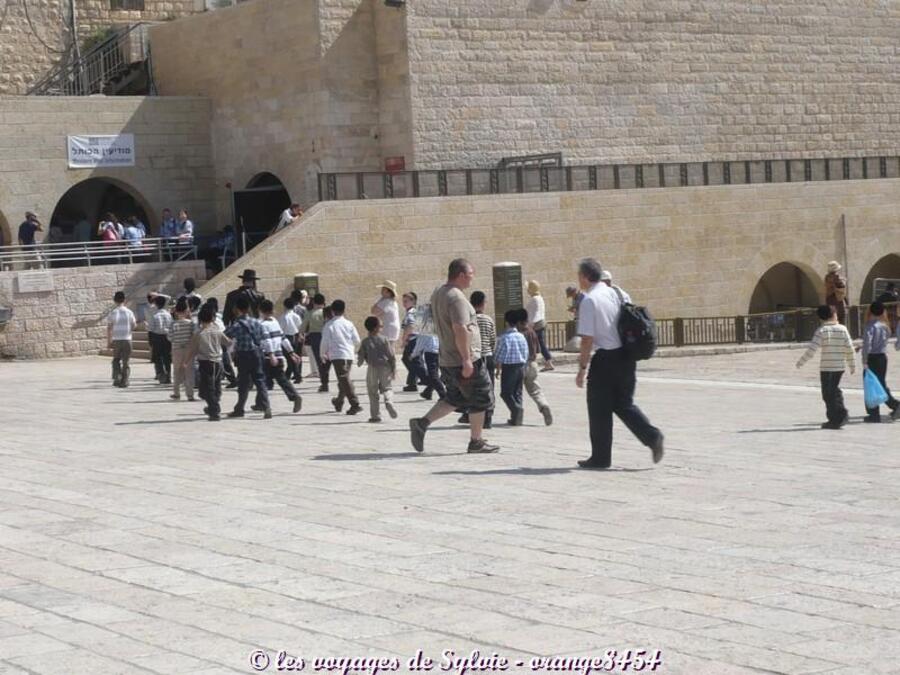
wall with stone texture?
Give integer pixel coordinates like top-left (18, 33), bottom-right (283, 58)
top-left (150, 0), bottom-right (414, 215)
top-left (0, 0), bottom-right (201, 95)
top-left (404, 0), bottom-right (900, 168)
top-left (0, 96), bottom-right (215, 245)
top-left (0, 260), bottom-right (204, 359)
top-left (197, 178), bottom-right (900, 328)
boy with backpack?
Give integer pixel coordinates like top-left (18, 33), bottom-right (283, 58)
top-left (796, 304), bottom-right (856, 429)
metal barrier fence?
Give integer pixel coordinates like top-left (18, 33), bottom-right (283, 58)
top-left (0, 238), bottom-right (197, 270)
top-left (543, 304), bottom-right (889, 352)
top-left (319, 155), bottom-right (900, 201)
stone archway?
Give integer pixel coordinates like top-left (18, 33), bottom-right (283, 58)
top-left (749, 262), bottom-right (823, 314)
top-left (0, 207), bottom-right (10, 248)
top-left (860, 254), bottom-right (900, 304)
top-left (739, 238), bottom-right (829, 314)
top-left (49, 177), bottom-right (155, 241)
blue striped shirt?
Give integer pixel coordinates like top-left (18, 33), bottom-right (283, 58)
top-left (225, 316), bottom-right (266, 353)
top-left (495, 328), bottom-right (528, 365)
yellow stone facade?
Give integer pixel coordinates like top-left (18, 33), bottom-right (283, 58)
top-left (198, 178), bottom-right (900, 322)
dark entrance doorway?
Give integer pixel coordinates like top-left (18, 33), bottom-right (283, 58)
top-left (233, 172), bottom-right (291, 254)
top-left (50, 178), bottom-right (151, 243)
top-left (749, 262), bottom-right (821, 314)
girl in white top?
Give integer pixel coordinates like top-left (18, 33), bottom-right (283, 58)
top-left (526, 279), bottom-right (554, 371)
top-left (371, 280), bottom-right (401, 345)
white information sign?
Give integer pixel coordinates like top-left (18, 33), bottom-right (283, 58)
top-left (17, 271), bottom-right (55, 293)
top-left (67, 134), bottom-right (135, 168)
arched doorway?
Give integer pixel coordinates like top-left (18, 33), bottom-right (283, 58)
top-left (50, 178), bottom-right (152, 243)
top-left (233, 172), bottom-right (291, 253)
top-left (749, 262), bottom-right (821, 314)
top-left (0, 208), bottom-right (10, 248)
top-left (860, 254), bottom-right (900, 303)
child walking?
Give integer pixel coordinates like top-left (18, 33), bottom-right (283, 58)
top-left (494, 309), bottom-right (529, 426)
top-left (862, 301), bottom-right (900, 422)
top-left (797, 304), bottom-right (856, 429)
top-left (516, 308), bottom-right (553, 426)
top-left (185, 305), bottom-right (232, 421)
top-left (259, 299), bottom-right (303, 414)
top-left (148, 294), bottom-right (173, 384)
top-left (321, 300), bottom-right (363, 415)
top-left (107, 291), bottom-right (136, 388)
top-left (358, 316), bottom-right (398, 423)
top-left (168, 297), bottom-right (196, 401)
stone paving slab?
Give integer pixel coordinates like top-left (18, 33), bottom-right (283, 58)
top-left (0, 351), bottom-right (898, 674)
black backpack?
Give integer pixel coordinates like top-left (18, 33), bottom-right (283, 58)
top-left (611, 286), bottom-right (657, 360)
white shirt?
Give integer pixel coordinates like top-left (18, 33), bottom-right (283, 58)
top-left (321, 316), bottom-right (361, 361)
top-left (276, 208), bottom-right (298, 232)
top-left (279, 309), bottom-right (302, 336)
top-left (577, 283), bottom-right (622, 351)
top-left (526, 295), bottom-right (546, 325)
top-left (376, 298), bottom-right (401, 342)
top-left (108, 306), bottom-right (136, 341)
top-left (177, 219), bottom-right (194, 240)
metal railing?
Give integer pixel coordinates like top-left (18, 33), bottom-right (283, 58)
top-left (27, 23), bottom-right (149, 96)
top-left (318, 155), bottom-right (900, 201)
top-left (0, 238), bottom-right (196, 270)
top-left (544, 303), bottom-right (895, 352)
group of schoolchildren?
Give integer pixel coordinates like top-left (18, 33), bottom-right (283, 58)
top-left (797, 300), bottom-right (900, 428)
top-left (109, 278), bottom-right (554, 428)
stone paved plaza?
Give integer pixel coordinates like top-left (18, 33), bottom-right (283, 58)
top-left (1, 350), bottom-right (899, 675)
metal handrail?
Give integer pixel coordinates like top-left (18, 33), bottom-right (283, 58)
top-left (0, 237), bottom-right (196, 269)
top-left (27, 23), bottom-right (149, 96)
top-left (318, 155), bottom-right (900, 201)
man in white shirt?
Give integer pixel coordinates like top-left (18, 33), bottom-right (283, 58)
top-left (320, 299), bottom-right (362, 415)
top-left (107, 291), bottom-right (137, 388)
top-left (575, 258), bottom-right (663, 470)
top-left (274, 203), bottom-right (303, 233)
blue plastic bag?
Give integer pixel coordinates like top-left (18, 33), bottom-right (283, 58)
top-left (864, 369), bottom-right (889, 409)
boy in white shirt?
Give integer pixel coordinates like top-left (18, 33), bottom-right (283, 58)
top-left (797, 305), bottom-right (856, 429)
top-left (107, 291), bottom-right (136, 388)
top-left (321, 300), bottom-right (362, 415)
top-left (280, 297), bottom-right (304, 383)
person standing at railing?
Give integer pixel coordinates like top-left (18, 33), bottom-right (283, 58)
top-left (525, 280), bottom-right (554, 371)
top-left (123, 217), bottom-right (145, 248)
top-left (825, 261), bottom-right (849, 325)
top-left (273, 203), bottom-right (303, 234)
top-left (18, 211), bottom-right (43, 269)
top-left (176, 209), bottom-right (194, 244)
top-left (161, 209), bottom-right (178, 240)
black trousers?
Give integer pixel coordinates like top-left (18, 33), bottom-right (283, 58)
top-left (265, 357), bottom-right (300, 402)
top-left (198, 360), bottom-right (223, 417)
top-left (587, 348), bottom-right (661, 466)
top-left (499, 362), bottom-right (525, 418)
top-left (307, 332), bottom-right (327, 386)
top-left (234, 351), bottom-right (269, 413)
top-left (865, 354), bottom-right (898, 418)
top-left (422, 352), bottom-right (446, 399)
top-left (821, 371), bottom-right (847, 425)
top-left (222, 346), bottom-right (236, 383)
top-left (149, 333), bottom-right (171, 380)
top-left (402, 336), bottom-right (426, 387)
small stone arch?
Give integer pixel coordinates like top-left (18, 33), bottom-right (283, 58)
top-left (859, 253), bottom-right (900, 304)
top-left (740, 238), bottom-right (829, 314)
top-left (50, 177), bottom-right (156, 240)
top-left (749, 262), bottom-right (823, 314)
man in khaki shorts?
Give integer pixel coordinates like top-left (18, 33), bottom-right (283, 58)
top-left (409, 258), bottom-right (498, 454)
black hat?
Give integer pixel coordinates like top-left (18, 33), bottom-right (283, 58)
top-left (238, 269), bottom-right (260, 280)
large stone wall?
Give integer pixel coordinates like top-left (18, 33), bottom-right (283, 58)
top-left (150, 0), bottom-right (411, 215)
top-left (404, 0), bottom-right (900, 168)
top-left (0, 260), bottom-right (204, 359)
top-left (0, 0), bottom-right (201, 95)
top-left (198, 179), bottom-right (900, 326)
top-left (0, 96), bottom-right (216, 244)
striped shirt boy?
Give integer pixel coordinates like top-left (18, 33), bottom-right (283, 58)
top-left (475, 312), bottom-right (496, 357)
top-left (260, 317), bottom-right (294, 359)
top-left (168, 318), bottom-right (195, 349)
top-left (796, 323), bottom-right (855, 372)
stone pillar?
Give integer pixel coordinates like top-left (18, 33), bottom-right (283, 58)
top-left (492, 261), bottom-right (523, 327)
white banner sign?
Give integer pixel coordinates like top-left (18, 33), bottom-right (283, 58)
top-left (67, 134), bottom-right (135, 168)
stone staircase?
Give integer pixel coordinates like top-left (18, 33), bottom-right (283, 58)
top-left (99, 329), bottom-right (151, 361)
